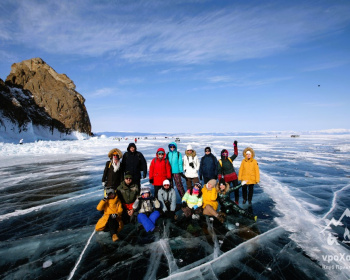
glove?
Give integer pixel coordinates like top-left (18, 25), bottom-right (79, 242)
top-left (143, 172), bottom-right (147, 179)
top-left (234, 140), bottom-right (238, 146)
top-left (241, 180), bottom-right (247, 186)
top-left (182, 201), bottom-right (187, 208)
top-left (149, 179), bottom-right (154, 184)
top-left (102, 182), bottom-right (106, 187)
top-left (189, 162), bottom-right (194, 168)
top-left (103, 194), bottom-right (108, 200)
top-left (199, 175), bottom-right (203, 180)
top-left (111, 214), bottom-right (117, 219)
top-left (193, 205), bottom-right (198, 210)
top-left (180, 173), bottom-right (187, 179)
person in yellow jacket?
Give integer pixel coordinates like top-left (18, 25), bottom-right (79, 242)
top-left (201, 179), bottom-right (225, 223)
top-left (238, 147), bottom-right (260, 204)
top-left (95, 187), bottom-right (123, 242)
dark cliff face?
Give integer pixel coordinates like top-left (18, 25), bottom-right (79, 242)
top-left (3, 58), bottom-right (91, 135)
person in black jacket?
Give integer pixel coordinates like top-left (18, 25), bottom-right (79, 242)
top-left (199, 147), bottom-right (218, 184)
top-left (121, 143), bottom-right (147, 188)
top-left (102, 148), bottom-right (124, 190)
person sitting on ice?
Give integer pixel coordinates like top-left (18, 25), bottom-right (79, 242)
top-left (133, 186), bottom-right (161, 233)
top-left (95, 187), bottom-right (123, 242)
top-left (102, 148), bottom-right (124, 190)
top-left (218, 140), bottom-right (239, 204)
top-left (181, 182), bottom-right (203, 220)
top-left (158, 179), bottom-right (177, 220)
top-left (117, 172), bottom-right (140, 225)
top-left (238, 147), bottom-right (260, 204)
top-left (149, 148), bottom-right (172, 199)
top-left (202, 179), bottom-right (225, 223)
top-left (216, 178), bottom-right (257, 221)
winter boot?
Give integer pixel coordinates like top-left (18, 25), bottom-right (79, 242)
top-left (112, 234), bottom-right (119, 242)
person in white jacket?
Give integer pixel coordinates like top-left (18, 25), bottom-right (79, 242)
top-left (183, 144), bottom-right (200, 189)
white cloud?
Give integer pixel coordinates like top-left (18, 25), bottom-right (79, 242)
top-left (1, 1), bottom-right (350, 65)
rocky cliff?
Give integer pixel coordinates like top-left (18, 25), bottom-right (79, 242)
top-left (1, 58), bottom-right (91, 139)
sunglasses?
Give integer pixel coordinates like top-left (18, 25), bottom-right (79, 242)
top-left (158, 152), bottom-right (165, 155)
top-left (205, 150), bottom-right (210, 152)
top-left (113, 154), bottom-right (118, 157)
top-left (169, 146), bottom-right (175, 149)
top-left (125, 178), bottom-right (132, 180)
top-left (163, 184), bottom-right (170, 186)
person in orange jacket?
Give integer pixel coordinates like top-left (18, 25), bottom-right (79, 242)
top-left (95, 187), bottom-right (123, 242)
top-left (238, 147), bottom-right (260, 204)
top-left (149, 148), bottom-right (172, 199)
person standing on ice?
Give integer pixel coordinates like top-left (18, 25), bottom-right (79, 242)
top-left (218, 140), bottom-right (239, 204)
top-left (183, 144), bottom-right (200, 189)
top-left (149, 148), bottom-right (172, 199)
top-left (133, 186), bottom-right (161, 233)
top-left (121, 143), bottom-right (147, 188)
top-left (102, 148), bottom-right (124, 190)
top-left (117, 173), bottom-right (139, 224)
top-left (199, 147), bottom-right (218, 184)
top-left (158, 179), bottom-right (177, 220)
top-left (166, 142), bottom-right (186, 198)
top-left (216, 179), bottom-right (257, 220)
top-left (95, 187), bottom-right (123, 242)
top-left (238, 147), bottom-right (260, 204)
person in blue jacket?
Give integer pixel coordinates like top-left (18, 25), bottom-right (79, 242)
top-left (199, 147), bottom-right (218, 184)
top-left (166, 142), bottom-right (186, 198)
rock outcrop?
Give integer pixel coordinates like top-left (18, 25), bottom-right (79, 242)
top-left (5, 58), bottom-right (91, 135)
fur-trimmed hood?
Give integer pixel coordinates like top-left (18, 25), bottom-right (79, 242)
top-left (185, 149), bottom-right (197, 157)
top-left (243, 147), bottom-right (255, 158)
top-left (108, 148), bottom-right (123, 159)
top-left (215, 181), bottom-right (230, 194)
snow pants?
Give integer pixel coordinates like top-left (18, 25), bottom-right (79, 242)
top-left (228, 179), bottom-right (239, 202)
top-left (172, 173), bottom-right (185, 198)
top-left (137, 211), bottom-right (160, 232)
top-left (242, 184), bottom-right (254, 202)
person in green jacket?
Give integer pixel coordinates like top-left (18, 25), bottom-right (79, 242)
top-left (216, 179), bottom-right (257, 221)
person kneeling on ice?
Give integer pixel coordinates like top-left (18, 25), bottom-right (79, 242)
top-left (202, 179), bottom-right (225, 223)
top-left (95, 187), bottom-right (123, 242)
top-left (158, 179), bottom-right (177, 220)
top-left (216, 179), bottom-right (257, 221)
top-left (133, 187), bottom-right (161, 232)
top-left (181, 182), bottom-right (203, 220)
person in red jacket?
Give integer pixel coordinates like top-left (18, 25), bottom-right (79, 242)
top-left (149, 148), bottom-right (172, 199)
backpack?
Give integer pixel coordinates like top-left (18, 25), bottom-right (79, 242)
top-left (219, 158), bottom-right (232, 167)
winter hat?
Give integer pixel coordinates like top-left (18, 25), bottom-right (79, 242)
top-left (186, 144), bottom-right (193, 151)
top-left (219, 178), bottom-right (226, 186)
top-left (246, 151), bottom-right (252, 155)
top-left (163, 179), bottom-right (171, 186)
top-left (207, 179), bottom-right (217, 188)
top-left (105, 187), bottom-right (115, 196)
top-left (140, 186), bottom-right (151, 195)
top-left (194, 182), bottom-right (202, 189)
top-left (204, 147), bottom-right (211, 152)
top-left (124, 172), bottom-right (133, 179)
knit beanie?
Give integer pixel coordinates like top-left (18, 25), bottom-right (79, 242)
top-left (205, 147), bottom-right (211, 152)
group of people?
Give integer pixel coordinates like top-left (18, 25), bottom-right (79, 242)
top-left (95, 141), bottom-right (260, 242)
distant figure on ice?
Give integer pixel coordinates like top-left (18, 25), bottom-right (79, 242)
top-left (181, 182), bottom-right (203, 220)
top-left (218, 140), bottom-right (239, 204)
top-left (95, 187), bottom-right (123, 242)
top-left (121, 143), bottom-right (147, 188)
top-left (238, 147), bottom-right (260, 204)
top-left (158, 179), bottom-right (177, 220)
top-left (133, 187), bottom-right (161, 233)
top-left (202, 179), bottom-right (225, 223)
top-left (149, 148), bottom-right (172, 199)
top-left (117, 173), bottom-right (140, 224)
top-left (166, 142), bottom-right (186, 198)
top-left (199, 147), bottom-right (218, 184)
top-left (19, 139), bottom-right (23, 145)
top-left (134, 138), bottom-right (137, 143)
top-left (102, 148), bottom-right (124, 190)
top-left (183, 145), bottom-right (200, 189)
top-left (216, 179), bottom-right (257, 221)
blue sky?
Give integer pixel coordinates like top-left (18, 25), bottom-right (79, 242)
top-left (1, 0), bottom-right (350, 133)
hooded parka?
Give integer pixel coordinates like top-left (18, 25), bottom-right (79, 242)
top-left (95, 195), bottom-right (123, 231)
top-left (149, 148), bottom-right (172, 186)
top-left (121, 143), bottom-right (147, 184)
top-left (166, 142), bottom-right (183, 174)
top-left (238, 147), bottom-right (260, 184)
top-left (102, 148), bottom-right (124, 189)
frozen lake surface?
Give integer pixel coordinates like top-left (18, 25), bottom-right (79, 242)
top-left (0, 134), bottom-right (349, 279)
